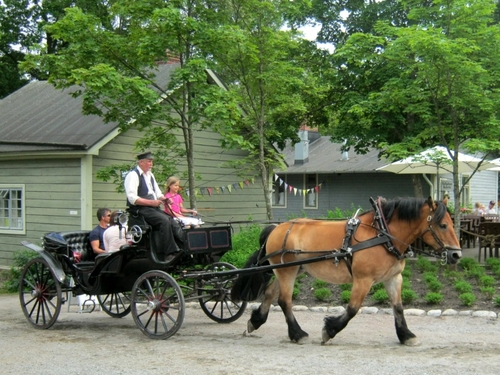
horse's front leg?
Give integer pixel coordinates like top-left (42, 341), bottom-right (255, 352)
top-left (247, 278), bottom-right (279, 334)
top-left (385, 274), bottom-right (420, 346)
top-left (322, 278), bottom-right (371, 344)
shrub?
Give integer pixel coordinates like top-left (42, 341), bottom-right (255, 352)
top-left (416, 256), bottom-right (437, 273)
top-left (467, 266), bottom-right (485, 280)
top-left (454, 280), bottom-right (473, 294)
top-left (371, 282), bottom-right (385, 292)
top-left (427, 280), bottom-right (443, 293)
top-left (3, 249), bottom-right (38, 293)
top-left (424, 272), bottom-right (438, 283)
top-left (313, 287), bottom-right (331, 301)
top-left (340, 290), bottom-right (351, 303)
top-left (292, 287), bottom-right (300, 300)
top-left (485, 258), bottom-right (500, 268)
top-left (494, 295), bottom-right (500, 307)
top-left (424, 292), bottom-right (443, 304)
top-left (372, 289), bottom-right (389, 304)
top-left (339, 283), bottom-right (352, 291)
top-left (458, 257), bottom-right (478, 271)
top-left (401, 289), bottom-right (418, 304)
top-left (459, 292), bottom-right (476, 306)
top-left (480, 287), bottom-right (495, 299)
top-left (402, 279), bottom-right (411, 290)
top-left (220, 224), bottom-right (262, 268)
top-left (313, 279), bottom-right (328, 288)
top-left (401, 268), bottom-right (412, 278)
top-left (479, 275), bottom-right (495, 288)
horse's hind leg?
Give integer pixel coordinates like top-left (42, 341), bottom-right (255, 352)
top-left (276, 267), bottom-right (309, 343)
top-left (322, 278), bottom-right (371, 344)
top-left (247, 278), bottom-right (279, 334)
top-left (385, 275), bottom-right (420, 346)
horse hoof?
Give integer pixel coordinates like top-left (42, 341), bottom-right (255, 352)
top-left (296, 335), bottom-right (309, 345)
top-left (404, 337), bottom-right (421, 347)
top-left (247, 320), bottom-right (256, 334)
top-left (321, 329), bottom-right (331, 345)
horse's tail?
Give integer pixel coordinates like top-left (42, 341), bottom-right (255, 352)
top-left (231, 224), bottom-right (277, 302)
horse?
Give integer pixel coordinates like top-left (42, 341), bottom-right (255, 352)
top-left (231, 196), bottom-right (462, 345)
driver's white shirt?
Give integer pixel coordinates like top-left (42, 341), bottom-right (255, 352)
top-left (124, 165), bottom-right (163, 205)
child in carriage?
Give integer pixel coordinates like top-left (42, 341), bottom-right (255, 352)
top-left (164, 176), bottom-right (204, 228)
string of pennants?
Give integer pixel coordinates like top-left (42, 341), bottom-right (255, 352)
top-left (274, 174), bottom-right (324, 196)
top-left (185, 178), bottom-right (255, 197)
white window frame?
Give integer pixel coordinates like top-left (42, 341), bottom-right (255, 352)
top-left (271, 174), bottom-right (287, 208)
top-left (303, 174), bottom-right (318, 209)
top-left (0, 184), bottom-right (26, 234)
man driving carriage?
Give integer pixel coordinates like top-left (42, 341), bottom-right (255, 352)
top-left (124, 151), bottom-right (183, 262)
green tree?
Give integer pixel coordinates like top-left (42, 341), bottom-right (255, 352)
top-left (319, 0), bottom-right (500, 231)
top-left (0, 0), bottom-right (117, 98)
top-left (22, 0), bottom-right (322, 219)
top-left (200, 0), bottom-right (325, 219)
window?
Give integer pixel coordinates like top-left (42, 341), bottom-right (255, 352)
top-left (304, 174), bottom-right (318, 209)
top-left (0, 185), bottom-right (25, 233)
top-left (272, 175), bottom-right (286, 207)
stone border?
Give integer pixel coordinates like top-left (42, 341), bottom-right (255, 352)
top-left (186, 302), bottom-right (498, 319)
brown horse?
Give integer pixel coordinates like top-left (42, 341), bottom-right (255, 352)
top-left (231, 197), bottom-right (462, 345)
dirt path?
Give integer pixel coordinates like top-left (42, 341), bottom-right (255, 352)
top-left (1, 294), bottom-right (499, 374)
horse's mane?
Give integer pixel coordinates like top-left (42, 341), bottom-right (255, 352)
top-left (379, 197), bottom-right (447, 224)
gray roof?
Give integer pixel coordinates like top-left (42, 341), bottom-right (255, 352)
top-left (0, 63), bottom-right (178, 155)
top-left (279, 135), bottom-right (391, 174)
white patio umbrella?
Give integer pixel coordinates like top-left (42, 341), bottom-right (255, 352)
top-left (376, 146), bottom-right (496, 175)
top-left (376, 146), bottom-right (498, 198)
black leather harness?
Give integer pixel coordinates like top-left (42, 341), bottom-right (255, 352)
top-left (256, 197), bottom-right (405, 275)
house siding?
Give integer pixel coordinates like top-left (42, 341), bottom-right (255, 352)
top-left (0, 158), bottom-right (81, 266)
top-left (469, 171), bottom-right (499, 209)
top-left (92, 128), bottom-right (267, 224)
top-left (272, 173), bottom-right (429, 221)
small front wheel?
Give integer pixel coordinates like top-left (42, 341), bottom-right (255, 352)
top-left (19, 257), bottom-right (62, 329)
top-left (131, 270), bottom-right (185, 339)
top-left (97, 292), bottom-right (132, 318)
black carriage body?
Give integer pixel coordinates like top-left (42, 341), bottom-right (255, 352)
top-left (39, 221), bottom-right (233, 296)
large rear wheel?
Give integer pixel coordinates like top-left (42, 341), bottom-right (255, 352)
top-left (19, 257), bottom-right (62, 329)
top-left (131, 270), bottom-right (185, 339)
top-left (198, 262), bottom-right (247, 323)
top-left (97, 292), bottom-right (132, 318)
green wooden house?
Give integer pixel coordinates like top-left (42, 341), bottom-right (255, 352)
top-left (0, 63), bottom-right (267, 267)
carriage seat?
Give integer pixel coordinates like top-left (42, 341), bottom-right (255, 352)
top-left (43, 231), bottom-right (95, 263)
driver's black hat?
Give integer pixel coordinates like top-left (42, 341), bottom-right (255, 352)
top-left (137, 151), bottom-right (154, 160)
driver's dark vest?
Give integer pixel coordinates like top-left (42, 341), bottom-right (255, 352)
top-left (126, 167), bottom-right (157, 210)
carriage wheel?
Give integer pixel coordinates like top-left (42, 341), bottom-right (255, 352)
top-left (97, 292), bottom-right (132, 318)
top-left (19, 257), bottom-right (62, 329)
top-left (131, 270), bottom-right (185, 339)
top-left (198, 262), bottom-right (247, 323)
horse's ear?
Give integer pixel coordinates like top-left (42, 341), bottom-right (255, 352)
top-left (426, 196), bottom-right (435, 209)
top-left (443, 195), bottom-right (449, 206)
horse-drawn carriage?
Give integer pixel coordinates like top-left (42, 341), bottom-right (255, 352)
top-left (19, 211), bottom-right (247, 339)
top-left (19, 196), bottom-right (463, 345)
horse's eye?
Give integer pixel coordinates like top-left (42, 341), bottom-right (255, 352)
top-left (439, 223), bottom-right (447, 229)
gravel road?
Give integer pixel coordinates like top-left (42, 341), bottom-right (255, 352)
top-left (1, 294), bottom-right (499, 374)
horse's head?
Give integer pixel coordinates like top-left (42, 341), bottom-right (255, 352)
top-left (420, 196), bottom-right (462, 265)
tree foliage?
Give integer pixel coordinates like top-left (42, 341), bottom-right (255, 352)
top-left (309, 0), bottom-right (500, 231)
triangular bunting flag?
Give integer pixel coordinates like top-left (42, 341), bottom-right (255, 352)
top-left (207, 187), bottom-right (212, 196)
top-left (239, 181), bottom-right (244, 189)
top-left (227, 185), bottom-right (232, 193)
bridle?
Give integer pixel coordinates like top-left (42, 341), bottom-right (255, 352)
top-left (418, 211), bottom-right (462, 265)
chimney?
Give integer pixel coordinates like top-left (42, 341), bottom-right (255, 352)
top-left (294, 130), bottom-right (309, 165)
